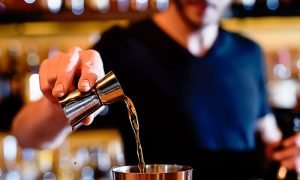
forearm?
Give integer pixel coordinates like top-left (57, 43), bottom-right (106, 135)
top-left (11, 97), bottom-right (71, 150)
top-left (256, 114), bottom-right (283, 161)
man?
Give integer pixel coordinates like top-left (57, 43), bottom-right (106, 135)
top-left (12, 0), bottom-right (300, 179)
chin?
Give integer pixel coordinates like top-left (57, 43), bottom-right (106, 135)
top-left (190, 14), bottom-right (217, 27)
top-left (186, 19), bottom-right (203, 29)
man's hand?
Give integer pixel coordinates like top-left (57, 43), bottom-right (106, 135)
top-left (39, 47), bottom-right (105, 125)
top-left (273, 132), bottom-right (300, 173)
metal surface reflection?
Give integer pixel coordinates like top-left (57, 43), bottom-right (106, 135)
top-left (112, 164), bottom-right (193, 180)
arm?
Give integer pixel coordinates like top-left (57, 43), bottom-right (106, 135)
top-left (11, 47), bottom-right (105, 149)
top-left (256, 113), bottom-right (282, 160)
top-left (273, 132), bottom-right (300, 172)
top-left (257, 113), bottom-right (300, 173)
top-left (12, 97), bottom-right (71, 149)
top-left (256, 113), bottom-right (282, 145)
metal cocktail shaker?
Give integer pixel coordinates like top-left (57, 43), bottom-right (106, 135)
top-left (58, 71), bottom-right (125, 130)
top-left (112, 164), bottom-right (193, 180)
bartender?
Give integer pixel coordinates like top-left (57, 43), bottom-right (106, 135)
top-left (11, 0), bottom-right (300, 179)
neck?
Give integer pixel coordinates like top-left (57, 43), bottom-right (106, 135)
top-left (152, 4), bottom-right (219, 57)
top-left (187, 25), bottom-right (219, 57)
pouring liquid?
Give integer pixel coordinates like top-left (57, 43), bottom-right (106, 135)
top-left (124, 96), bottom-right (146, 173)
top-left (69, 95), bottom-right (146, 173)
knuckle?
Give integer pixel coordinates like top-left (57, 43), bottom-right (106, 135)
top-left (86, 49), bottom-right (100, 56)
top-left (62, 53), bottom-right (76, 63)
top-left (40, 58), bottom-right (48, 67)
top-left (69, 46), bottom-right (81, 53)
top-left (56, 73), bottom-right (68, 83)
top-left (58, 54), bottom-right (79, 72)
top-left (84, 50), bottom-right (102, 62)
top-left (40, 83), bottom-right (50, 94)
top-left (52, 52), bottom-right (63, 60)
top-left (47, 73), bottom-right (57, 84)
top-left (72, 46), bottom-right (81, 51)
top-left (39, 59), bottom-right (49, 73)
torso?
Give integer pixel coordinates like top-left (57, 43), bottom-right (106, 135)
top-left (90, 17), bottom-right (270, 178)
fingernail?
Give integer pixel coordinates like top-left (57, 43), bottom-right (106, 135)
top-left (54, 83), bottom-right (64, 93)
top-left (80, 80), bottom-right (90, 88)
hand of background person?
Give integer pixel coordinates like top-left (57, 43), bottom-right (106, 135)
top-left (39, 47), bottom-right (105, 125)
top-left (272, 131), bottom-right (300, 173)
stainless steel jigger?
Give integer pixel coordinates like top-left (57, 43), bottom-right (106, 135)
top-left (58, 71), bottom-right (125, 130)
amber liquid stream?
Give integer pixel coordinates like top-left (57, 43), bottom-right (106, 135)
top-left (124, 96), bottom-right (146, 173)
top-left (70, 95), bottom-right (146, 173)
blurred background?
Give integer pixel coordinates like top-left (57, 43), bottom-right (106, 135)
top-left (0, 0), bottom-right (300, 179)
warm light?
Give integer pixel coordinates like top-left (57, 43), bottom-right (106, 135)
top-left (277, 166), bottom-right (287, 179)
top-left (156, 0), bottom-right (169, 11)
top-left (81, 166), bottom-right (94, 179)
top-left (242, 0), bottom-right (256, 10)
top-left (97, 149), bottom-right (111, 172)
top-left (3, 136), bottom-right (17, 162)
top-left (42, 172), bottom-right (56, 180)
top-left (88, 32), bottom-right (101, 45)
top-left (71, 0), bottom-right (85, 15)
top-left (74, 147), bottom-right (89, 169)
top-left (26, 52), bottom-right (40, 67)
top-left (296, 58), bottom-right (300, 69)
top-left (38, 151), bottom-right (54, 173)
top-left (22, 148), bottom-right (36, 161)
top-left (273, 64), bottom-right (291, 79)
top-left (136, 0), bottom-right (148, 12)
top-left (29, 74), bottom-right (43, 101)
top-left (268, 79), bottom-right (298, 108)
top-left (94, 0), bottom-right (109, 13)
top-left (24, 0), bottom-right (36, 4)
top-left (5, 171), bottom-right (20, 180)
top-left (47, 0), bottom-right (62, 13)
top-left (118, 0), bottom-right (130, 12)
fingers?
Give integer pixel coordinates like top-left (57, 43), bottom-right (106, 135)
top-left (272, 133), bottom-right (300, 173)
top-left (277, 156), bottom-right (300, 173)
top-left (280, 156), bottom-right (297, 170)
top-left (39, 47), bottom-right (105, 127)
top-left (40, 47), bottom-right (81, 101)
top-left (274, 146), bottom-right (300, 160)
top-left (273, 133), bottom-right (300, 160)
top-left (53, 48), bottom-right (81, 97)
top-left (39, 59), bottom-right (57, 104)
top-left (78, 49), bottom-right (105, 92)
top-left (282, 132), bottom-right (300, 147)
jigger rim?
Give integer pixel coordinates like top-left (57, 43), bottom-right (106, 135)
top-left (112, 164), bottom-right (193, 174)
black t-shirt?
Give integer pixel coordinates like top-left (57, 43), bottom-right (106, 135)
top-left (87, 18), bottom-right (270, 179)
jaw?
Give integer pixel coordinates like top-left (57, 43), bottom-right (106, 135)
top-left (174, 0), bottom-right (231, 30)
